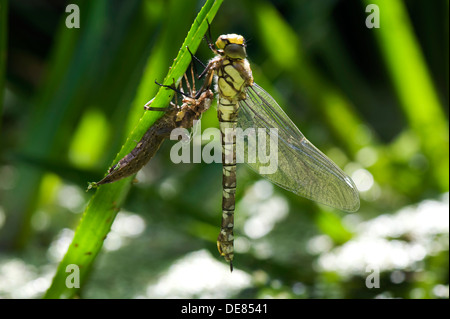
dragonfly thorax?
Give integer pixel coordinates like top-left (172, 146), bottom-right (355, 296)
top-left (215, 58), bottom-right (253, 103)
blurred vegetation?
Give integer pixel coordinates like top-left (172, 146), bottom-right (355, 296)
top-left (0, 0), bottom-right (448, 299)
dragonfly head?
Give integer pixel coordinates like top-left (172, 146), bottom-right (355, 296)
top-left (215, 34), bottom-right (247, 60)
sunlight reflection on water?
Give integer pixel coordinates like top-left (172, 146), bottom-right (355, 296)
top-left (315, 193), bottom-right (449, 276)
top-left (143, 250), bottom-right (251, 298)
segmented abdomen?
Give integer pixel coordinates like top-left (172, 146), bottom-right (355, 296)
top-left (216, 58), bottom-right (253, 268)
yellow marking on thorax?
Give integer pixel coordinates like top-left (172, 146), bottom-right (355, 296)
top-left (217, 58), bottom-right (253, 102)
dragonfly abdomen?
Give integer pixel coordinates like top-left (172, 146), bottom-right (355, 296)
top-left (217, 113), bottom-right (238, 266)
top-left (215, 59), bottom-right (253, 270)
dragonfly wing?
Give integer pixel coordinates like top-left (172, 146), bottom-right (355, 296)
top-left (237, 83), bottom-right (360, 212)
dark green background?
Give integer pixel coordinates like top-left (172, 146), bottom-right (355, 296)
top-left (0, 0), bottom-right (448, 299)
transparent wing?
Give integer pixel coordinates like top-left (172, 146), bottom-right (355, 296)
top-left (237, 83), bottom-right (359, 212)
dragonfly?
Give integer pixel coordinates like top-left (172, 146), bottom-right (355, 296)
top-left (199, 33), bottom-right (360, 271)
top-left (88, 65), bottom-right (214, 188)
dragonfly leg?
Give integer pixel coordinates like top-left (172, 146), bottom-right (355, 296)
top-left (144, 96), bottom-right (175, 111)
top-left (145, 79), bottom-right (180, 111)
top-left (187, 46), bottom-right (207, 70)
top-left (144, 105), bottom-right (173, 112)
top-left (204, 19), bottom-right (217, 54)
top-left (154, 79), bottom-right (191, 99)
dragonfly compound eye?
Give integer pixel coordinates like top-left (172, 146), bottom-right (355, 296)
top-left (223, 43), bottom-right (247, 60)
top-left (215, 34), bottom-right (246, 53)
top-left (216, 34), bottom-right (242, 47)
top-left (215, 34), bottom-right (247, 59)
